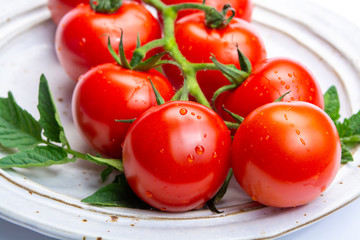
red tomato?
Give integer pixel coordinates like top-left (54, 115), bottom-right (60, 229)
top-left (55, 1), bottom-right (161, 81)
top-left (217, 57), bottom-right (324, 120)
top-left (231, 102), bottom-right (341, 208)
top-left (160, 0), bottom-right (253, 22)
top-left (48, 0), bottom-right (141, 25)
top-left (48, 0), bottom-right (87, 25)
top-left (72, 63), bottom-right (174, 158)
top-left (122, 101), bottom-right (231, 212)
top-left (162, 13), bottom-right (266, 101)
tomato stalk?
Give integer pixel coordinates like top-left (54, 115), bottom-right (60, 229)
top-left (142, 0), bottom-right (238, 108)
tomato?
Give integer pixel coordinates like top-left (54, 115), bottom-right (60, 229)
top-left (72, 63), bottom-right (174, 158)
top-left (231, 102), bottom-right (341, 208)
top-left (122, 101), bottom-right (231, 212)
top-left (216, 57), bottom-right (324, 120)
top-left (48, 0), bottom-right (141, 25)
top-left (48, 0), bottom-right (87, 25)
top-left (162, 13), bottom-right (266, 101)
top-left (55, 1), bottom-right (161, 81)
top-left (159, 0), bottom-right (253, 22)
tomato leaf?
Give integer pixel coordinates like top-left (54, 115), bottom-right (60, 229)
top-left (0, 145), bottom-right (73, 168)
top-left (101, 166), bottom-right (114, 182)
top-left (324, 86), bottom-right (341, 122)
top-left (37, 74), bottom-right (69, 147)
top-left (0, 92), bottom-right (42, 150)
top-left (86, 154), bottom-right (123, 172)
top-left (81, 174), bottom-right (150, 209)
top-left (340, 144), bottom-right (354, 163)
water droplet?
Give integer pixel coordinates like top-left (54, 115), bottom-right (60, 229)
top-left (195, 145), bottom-right (204, 155)
top-left (145, 191), bottom-right (153, 198)
top-left (187, 154), bottom-right (194, 163)
top-left (179, 108), bottom-right (187, 115)
top-left (300, 138), bottom-right (306, 145)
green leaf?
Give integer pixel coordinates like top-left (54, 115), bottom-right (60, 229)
top-left (341, 135), bottom-right (360, 149)
top-left (86, 154), bottom-right (123, 172)
top-left (0, 92), bottom-right (42, 150)
top-left (341, 144), bottom-right (354, 163)
top-left (81, 174), bottom-right (150, 209)
top-left (101, 166), bottom-right (113, 182)
top-left (210, 55), bottom-right (249, 86)
top-left (324, 86), bottom-right (341, 122)
top-left (148, 78), bottom-right (165, 105)
top-left (37, 74), bottom-right (69, 146)
top-left (206, 169), bottom-right (233, 214)
top-left (133, 52), bottom-right (169, 71)
top-left (274, 91), bottom-right (291, 102)
top-left (0, 145), bottom-right (73, 168)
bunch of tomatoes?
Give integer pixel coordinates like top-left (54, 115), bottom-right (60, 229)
top-left (48, 0), bottom-right (341, 212)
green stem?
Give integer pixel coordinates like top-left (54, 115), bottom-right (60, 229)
top-left (130, 38), bottom-right (167, 67)
top-left (169, 3), bottom-right (214, 13)
top-left (192, 63), bottom-right (219, 72)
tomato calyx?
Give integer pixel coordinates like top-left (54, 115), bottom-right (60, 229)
top-left (211, 47), bottom-right (252, 107)
top-left (90, 0), bottom-right (123, 14)
top-left (204, 3), bottom-right (235, 29)
top-left (106, 32), bottom-right (176, 72)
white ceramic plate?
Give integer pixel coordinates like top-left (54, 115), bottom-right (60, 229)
top-left (1, 0), bottom-right (360, 239)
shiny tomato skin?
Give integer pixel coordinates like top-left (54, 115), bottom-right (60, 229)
top-left (72, 63), bottom-right (174, 158)
top-left (232, 102), bottom-right (341, 208)
top-left (160, 0), bottom-right (253, 22)
top-left (217, 57), bottom-right (324, 120)
top-left (162, 13), bottom-right (266, 100)
top-left (55, 2), bottom-right (161, 81)
top-left (123, 101), bottom-right (231, 212)
top-left (48, 0), bottom-right (87, 25)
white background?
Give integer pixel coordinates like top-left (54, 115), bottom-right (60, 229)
top-left (0, 0), bottom-right (360, 239)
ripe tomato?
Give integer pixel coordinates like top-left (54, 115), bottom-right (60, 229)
top-left (216, 57), bottom-right (324, 120)
top-left (160, 0), bottom-right (253, 22)
top-left (48, 0), bottom-right (142, 25)
top-left (231, 102), bottom-right (341, 208)
top-left (55, 1), bottom-right (161, 81)
top-left (48, 0), bottom-right (87, 25)
top-left (72, 63), bottom-right (174, 158)
top-left (162, 13), bottom-right (266, 100)
top-left (122, 101), bottom-right (231, 212)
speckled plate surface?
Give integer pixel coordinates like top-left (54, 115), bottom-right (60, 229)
top-left (0, 0), bottom-right (360, 239)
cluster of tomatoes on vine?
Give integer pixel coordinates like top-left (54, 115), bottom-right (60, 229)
top-left (48, 0), bottom-right (341, 212)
